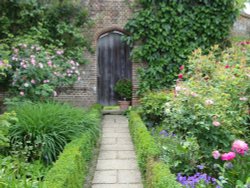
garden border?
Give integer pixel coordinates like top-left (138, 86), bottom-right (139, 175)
top-left (44, 105), bottom-right (102, 188)
top-left (129, 111), bottom-right (181, 188)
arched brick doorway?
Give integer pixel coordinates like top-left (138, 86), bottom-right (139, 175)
top-left (97, 30), bottom-right (132, 106)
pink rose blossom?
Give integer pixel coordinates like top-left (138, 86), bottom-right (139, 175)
top-left (191, 92), bottom-right (198, 97)
top-left (180, 65), bottom-right (184, 70)
top-left (47, 61), bottom-right (52, 67)
top-left (20, 91), bottom-right (25, 96)
top-left (31, 79), bottom-right (36, 84)
top-left (221, 152), bottom-right (236, 161)
top-left (231, 140), bottom-right (249, 155)
top-left (43, 80), bottom-right (50, 83)
top-left (56, 50), bottom-right (64, 55)
top-left (178, 74), bottom-right (183, 79)
top-left (31, 58), bottom-right (36, 65)
top-left (213, 121), bottom-right (221, 127)
top-left (212, 150), bottom-right (220, 159)
top-left (77, 77), bottom-right (81, 81)
top-left (225, 65), bottom-right (230, 69)
top-left (239, 97), bottom-right (248, 101)
top-left (205, 99), bottom-right (214, 105)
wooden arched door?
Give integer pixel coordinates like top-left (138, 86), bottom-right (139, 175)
top-left (97, 31), bottom-right (132, 106)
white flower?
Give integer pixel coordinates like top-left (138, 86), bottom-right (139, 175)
top-left (24, 83), bottom-right (29, 87)
top-left (205, 99), bottom-right (214, 105)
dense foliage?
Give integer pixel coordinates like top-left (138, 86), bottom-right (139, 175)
top-left (9, 44), bottom-right (80, 100)
top-left (139, 43), bottom-right (250, 187)
top-left (124, 0), bottom-right (241, 93)
top-left (114, 79), bottom-right (132, 100)
top-left (0, 0), bottom-right (91, 63)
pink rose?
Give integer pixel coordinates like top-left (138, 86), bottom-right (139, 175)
top-left (31, 79), bottom-right (36, 84)
top-left (225, 65), bottom-right (230, 69)
top-left (180, 65), bottom-right (184, 70)
top-left (178, 74), bottom-right (183, 79)
top-left (47, 61), bottom-right (52, 67)
top-left (31, 58), bottom-right (36, 65)
top-left (231, 140), bottom-right (249, 155)
top-left (239, 97), bottom-right (248, 101)
top-left (221, 152), bottom-right (236, 161)
top-left (212, 150), bottom-right (220, 159)
top-left (191, 92), bottom-right (198, 97)
top-left (213, 121), bottom-right (221, 127)
top-left (20, 91), bottom-right (25, 96)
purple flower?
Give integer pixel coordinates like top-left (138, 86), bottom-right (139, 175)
top-left (177, 172), bottom-right (219, 187)
top-left (197, 165), bottom-right (205, 170)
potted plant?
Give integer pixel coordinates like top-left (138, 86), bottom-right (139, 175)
top-left (114, 79), bottom-right (132, 110)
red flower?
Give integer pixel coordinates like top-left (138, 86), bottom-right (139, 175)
top-left (225, 65), bottom-right (230, 69)
top-left (180, 65), bottom-right (184, 70)
top-left (178, 74), bottom-right (183, 79)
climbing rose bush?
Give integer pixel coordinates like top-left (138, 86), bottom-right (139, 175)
top-left (10, 44), bottom-right (81, 100)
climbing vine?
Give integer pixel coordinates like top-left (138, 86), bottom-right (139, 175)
top-left (124, 0), bottom-right (242, 93)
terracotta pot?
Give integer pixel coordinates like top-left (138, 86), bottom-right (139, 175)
top-left (118, 100), bottom-right (130, 110)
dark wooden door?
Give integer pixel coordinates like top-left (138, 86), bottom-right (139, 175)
top-left (97, 31), bottom-right (132, 106)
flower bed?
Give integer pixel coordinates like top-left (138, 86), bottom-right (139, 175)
top-left (139, 44), bottom-right (250, 187)
top-left (0, 103), bottom-right (102, 187)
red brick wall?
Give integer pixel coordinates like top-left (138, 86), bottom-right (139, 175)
top-left (55, 0), bottom-right (141, 107)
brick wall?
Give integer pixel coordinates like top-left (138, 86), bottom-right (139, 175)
top-left (232, 14), bottom-right (250, 38)
top-left (55, 0), bottom-right (136, 107)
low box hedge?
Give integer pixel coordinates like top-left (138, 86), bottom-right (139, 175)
top-left (129, 111), bottom-right (181, 188)
top-left (44, 105), bottom-right (102, 188)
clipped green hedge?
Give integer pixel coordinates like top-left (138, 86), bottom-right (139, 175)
top-left (129, 111), bottom-right (160, 174)
top-left (129, 111), bottom-right (181, 188)
top-left (44, 105), bottom-right (102, 188)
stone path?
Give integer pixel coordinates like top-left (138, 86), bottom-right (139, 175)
top-left (92, 115), bottom-right (143, 188)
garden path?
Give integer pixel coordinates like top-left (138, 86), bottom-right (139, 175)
top-left (92, 115), bottom-right (143, 188)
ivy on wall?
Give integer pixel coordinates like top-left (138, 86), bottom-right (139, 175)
top-left (124, 0), bottom-right (242, 93)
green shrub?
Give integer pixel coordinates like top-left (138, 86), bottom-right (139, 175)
top-left (9, 102), bottom-right (99, 164)
top-left (114, 79), bottom-right (132, 100)
top-left (139, 91), bottom-right (171, 126)
top-left (146, 161), bottom-right (182, 188)
top-left (0, 156), bottom-right (48, 188)
top-left (45, 125), bottom-right (101, 187)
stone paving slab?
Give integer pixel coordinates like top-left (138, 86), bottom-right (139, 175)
top-left (92, 184), bottom-right (143, 188)
top-left (92, 115), bottom-right (142, 188)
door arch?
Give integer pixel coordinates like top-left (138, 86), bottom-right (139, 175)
top-left (97, 31), bottom-right (132, 105)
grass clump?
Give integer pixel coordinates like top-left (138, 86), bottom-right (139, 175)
top-left (9, 102), bottom-right (99, 164)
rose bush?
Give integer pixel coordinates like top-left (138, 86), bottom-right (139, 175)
top-left (162, 45), bottom-right (250, 160)
top-left (9, 44), bottom-right (81, 100)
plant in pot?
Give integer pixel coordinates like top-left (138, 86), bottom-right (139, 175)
top-left (114, 79), bottom-right (132, 110)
